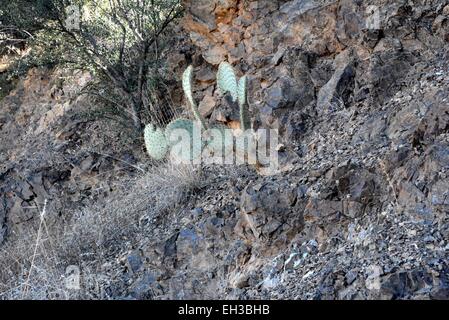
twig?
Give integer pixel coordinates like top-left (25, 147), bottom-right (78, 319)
top-left (87, 150), bottom-right (145, 173)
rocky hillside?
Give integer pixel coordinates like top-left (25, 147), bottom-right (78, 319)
top-left (1, 0), bottom-right (449, 299)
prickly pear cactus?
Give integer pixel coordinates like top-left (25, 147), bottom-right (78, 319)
top-left (144, 124), bottom-right (168, 160)
top-left (143, 64), bottom-right (257, 164)
top-left (217, 62), bottom-right (238, 102)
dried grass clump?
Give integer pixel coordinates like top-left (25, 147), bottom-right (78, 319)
top-left (0, 162), bottom-right (203, 300)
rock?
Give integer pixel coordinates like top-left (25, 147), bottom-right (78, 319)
top-left (432, 14), bottom-right (449, 41)
top-left (229, 272), bottom-right (250, 289)
top-left (195, 67), bottom-right (216, 83)
top-left (431, 270), bottom-right (449, 300)
top-left (283, 111), bottom-right (309, 142)
top-left (0, 225), bottom-right (6, 244)
top-left (198, 94), bottom-right (216, 117)
top-left (80, 155), bottom-right (95, 171)
top-left (345, 269), bottom-right (358, 285)
top-left (189, 1), bottom-right (217, 30)
top-left (26, 172), bottom-right (49, 204)
top-left (363, 50), bottom-right (417, 106)
top-left (126, 252), bottom-right (143, 274)
top-left (128, 272), bottom-right (159, 299)
top-left (365, 265), bottom-right (383, 291)
top-left (317, 53), bottom-right (356, 115)
top-left (431, 180), bottom-right (449, 206)
top-left (9, 198), bottom-right (34, 224)
top-left (378, 270), bottom-right (434, 299)
top-left (210, 94), bottom-right (240, 123)
top-left (190, 208), bottom-right (204, 218)
top-left (237, 181), bottom-right (303, 247)
top-left (297, 185), bottom-right (308, 199)
top-left (18, 180), bottom-right (35, 201)
top-left (176, 227), bottom-right (208, 267)
top-left (304, 199), bottom-right (343, 224)
top-left (203, 45), bottom-right (228, 65)
top-left (264, 48), bottom-right (316, 113)
top-left (34, 102), bottom-right (70, 135)
top-left (330, 165), bottom-right (377, 204)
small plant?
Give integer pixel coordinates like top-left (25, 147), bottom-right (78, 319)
top-left (217, 62), bottom-right (250, 131)
top-left (216, 62), bottom-right (257, 162)
top-left (217, 62), bottom-right (239, 102)
top-left (165, 118), bottom-right (196, 144)
top-left (144, 66), bottom-right (207, 161)
top-left (144, 62), bottom-right (255, 163)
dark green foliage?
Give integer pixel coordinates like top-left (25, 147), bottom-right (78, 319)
top-left (0, 0), bottom-right (183, 131)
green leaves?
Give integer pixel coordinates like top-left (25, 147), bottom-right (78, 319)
top-left (165, 118), bottom-right (194, 143)
top-left (145, 118), bottom-right (203, 163)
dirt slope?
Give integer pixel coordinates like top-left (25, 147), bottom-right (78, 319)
top-left (1, 0), bottom-right (449, 299)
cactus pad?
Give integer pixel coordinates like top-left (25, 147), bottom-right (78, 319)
top-left (144, 124), bottom-right (168, 160)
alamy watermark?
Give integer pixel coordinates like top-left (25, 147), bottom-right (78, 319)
top-left (165, 124), bottom-right (280, 173)
top-left (365, 5), bottom-right (381, 30)
top-left (64, 265), bottom-right (80, 290)
top-left (64, 5), bottom-right (81, 31)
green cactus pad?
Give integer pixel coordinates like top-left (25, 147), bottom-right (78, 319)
top-left (217, 62), bottom-right (238, 102)
top-left (144, 124), bottom-right (168, 160)
top-left (165, 118), bottom-right (195, 145)
top-left (238, 75), bottom-right (250, 131)
top-left (238, 75), bottom-right (247, 107)
top-left (182, 65), bottom-right (208, 129)
top-left (182, 66), bottom-right (196, 109)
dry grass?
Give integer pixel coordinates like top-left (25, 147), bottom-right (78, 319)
top-left (0, 162), bottom-right (203, 300)
top-left (0, 200), bottom-right (74, 299)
